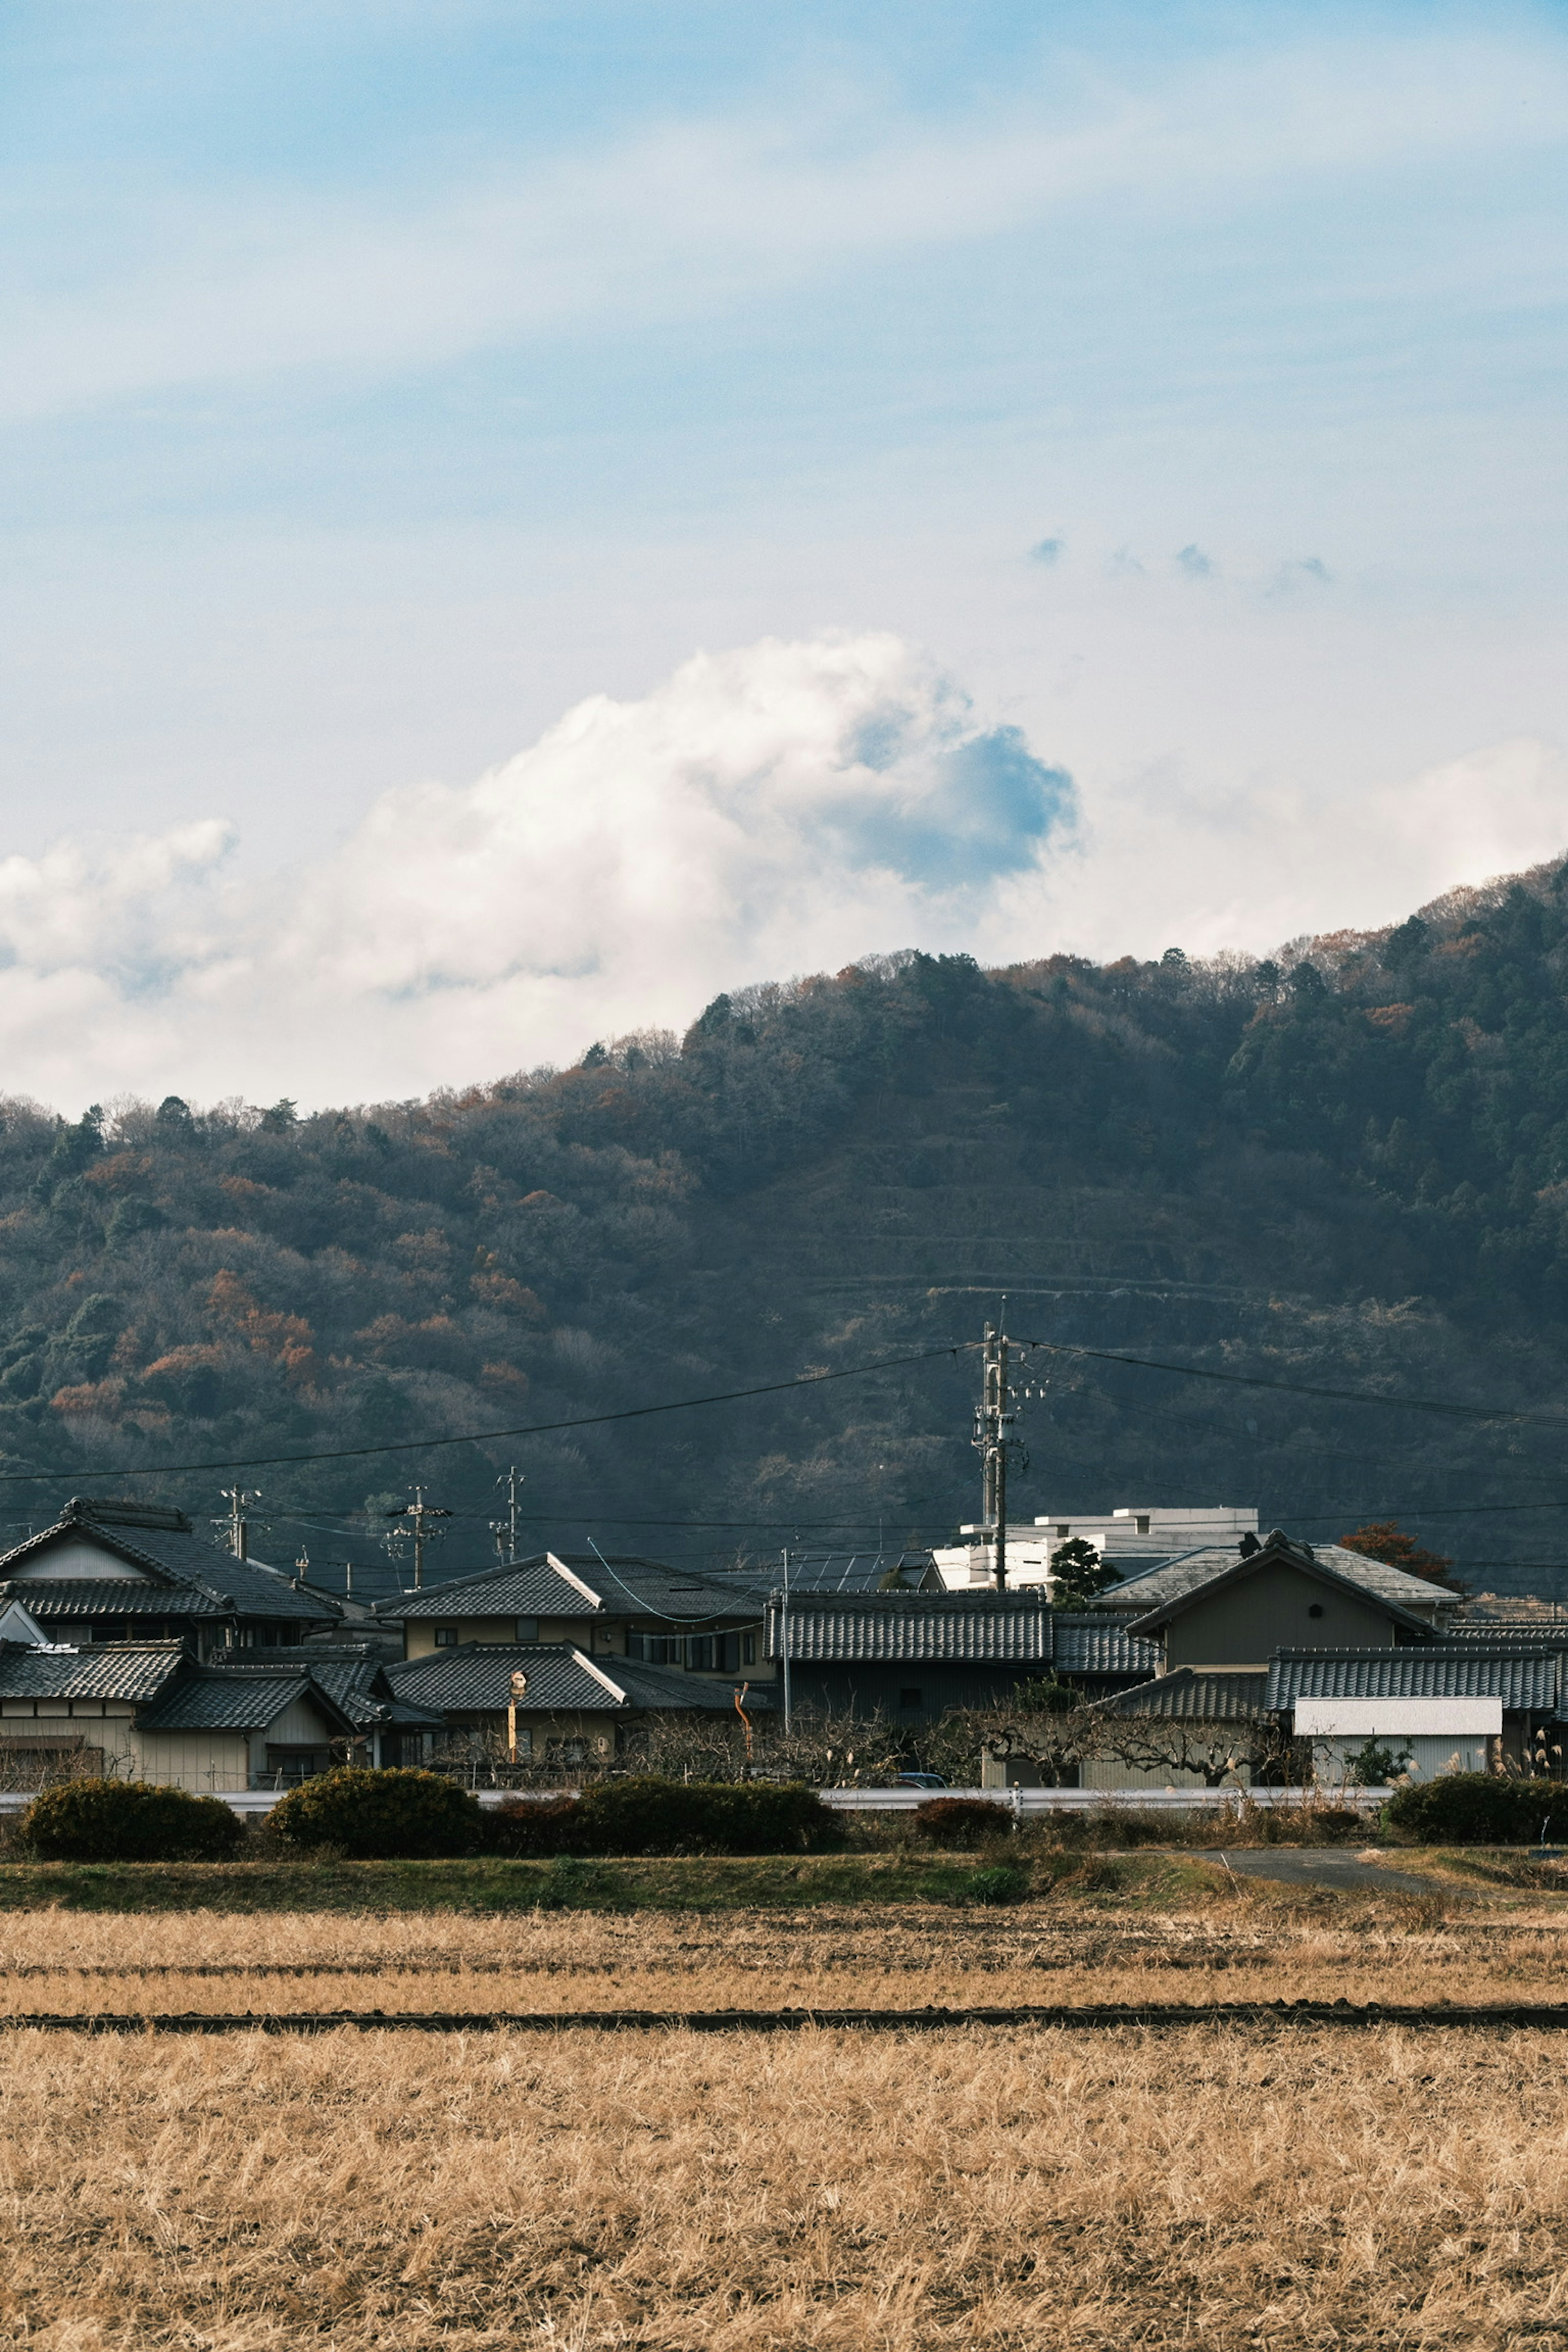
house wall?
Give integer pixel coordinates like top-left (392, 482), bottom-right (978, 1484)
top-left (405, 1615), bottom-right (596, 1657)
top-left (1080, 1757), bottom-right (1249, 1790)
top-left (130, 1730), bottom-right (252, 1791)
top-left (1308, 1733), bottom-right (1494, 1783)
top-left (249, 1691), bottom-right (347, 1758)
top-left (403, 1616), bottom-right (769, 1674)
top-left (1161, 1564), bottom-right (1403, 1668)
top-left (7, 1537), bottom-right (157, 1581)
top-left (0, 1695), bottom-right (139, 1778)
top-left (786, 1661), bottom-right (1044, 1725)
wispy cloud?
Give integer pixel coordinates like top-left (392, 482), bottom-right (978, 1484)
top-left (5, 29), bottom-right (1565, 425)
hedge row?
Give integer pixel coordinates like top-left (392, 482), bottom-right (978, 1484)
top-left (17, 1771), bottom-right (841, 1862)
top-left (23, 1767), bottom-right (1568, 1864)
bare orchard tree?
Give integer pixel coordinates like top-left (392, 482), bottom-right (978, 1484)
top-left (1099, 1710), bottom-right (1293, 1790)
top-left (922, 1680), bottom-right (1117, 1788)
top-left (628, 1704), bottom-right (909, 1788)
top-left (428, 1726), bottom-right (617, 1791)
top-left (427, 1704), bottom-right (909, 1791)
top-left (755, 1704), bottom-right (908, 1788)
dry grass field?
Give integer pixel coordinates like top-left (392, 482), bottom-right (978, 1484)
top-left (0, 1889), bottom-right (1566, 2013)
top-left (4, 2019), bottom-right (1568, 2348)
top-left (5, 1891), bottom-right (1568, 2347)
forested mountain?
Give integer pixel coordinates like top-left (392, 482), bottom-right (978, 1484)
top-left (4, 856), bottom-right (1568, 1597)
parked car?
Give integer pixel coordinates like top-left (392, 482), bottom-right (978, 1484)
top-left (894, 1771), bottom-right (947, 1790)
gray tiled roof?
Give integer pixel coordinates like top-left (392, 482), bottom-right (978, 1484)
top-left (380, 1553), bottom-right (770, 1625)
top-left (386, 1642), bottom-right (772, 1716)
top-left (136, 1668), bottom-right (356, 1734)
top-left (0, 1580), bottom-right (214, 1618)
top-left (1088, 1541), bottom-right (1452, 1615)
top-left (0, 1503), bottom-right (339, 1625)
top-left (1265, 1647), bottom-right (1566, 1712)
top-left (0, 1640), bottom-right (187, 1703)
top-left (1051, 1614), bottom-right (1162, 1679)
top-left (606, 1654), bottom-right (775, 1713)
top-left (768, 1591), bottom-right (1054, 1664)
top-left (191, 1644), bottom-right (446, 1731)
top-left (1103, 1670), bottom-right (1270, 1722)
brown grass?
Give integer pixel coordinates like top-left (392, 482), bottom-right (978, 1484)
top-left (4, 2021), bottom-right (1568, 2346)
top-left (2, 1901), bottom-right (1568, 2015)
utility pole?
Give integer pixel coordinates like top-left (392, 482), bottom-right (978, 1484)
top-left (780, 1545), bottom-right (793, 1734)
top-left (492, 1466), bottom-right (524, 1562)
top-left (385, 1487), bottom-right (452, 1590)
top-left (973, 1312), bottom-right (1016, 1590)
top-left (217, 1487), bottom-right (261, 1562)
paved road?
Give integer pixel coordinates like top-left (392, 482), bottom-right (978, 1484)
top-left (1201, 1848), bottom-right (1464, 1898)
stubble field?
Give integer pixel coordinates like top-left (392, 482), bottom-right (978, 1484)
top-left (5, 1885), bottom-right (1568, 2348)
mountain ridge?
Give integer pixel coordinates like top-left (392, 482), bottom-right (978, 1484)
top-left (1, 854), bottom-right (1567, 1597)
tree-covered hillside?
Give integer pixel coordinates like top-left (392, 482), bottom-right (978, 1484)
top-left (4, 858), bottom-right (1568, 1596)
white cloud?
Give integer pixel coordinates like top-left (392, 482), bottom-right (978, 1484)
top-left (0, 631), bottom-right (1561, 1114)
top-left (0, 632), bottom-right (1072, 1107)
top-left (1039, 735), bottom-right (1568, 964)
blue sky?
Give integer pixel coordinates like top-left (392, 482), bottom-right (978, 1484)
top-left (0, 1), bottom-right (1566, 1101)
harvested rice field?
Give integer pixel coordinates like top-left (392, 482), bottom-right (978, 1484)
top-left (0, 1892), bottom-right (1567, 2015)
top-left (5, 2016), bottom-right (1568, 2347)
top-left (7, 1892), bottom-right (1568, 2346)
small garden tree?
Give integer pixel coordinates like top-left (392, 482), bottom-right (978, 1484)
top-left (1048, 1539), bottom-right (1119, 1606)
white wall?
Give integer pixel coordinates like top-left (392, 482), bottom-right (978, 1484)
top-left (1312, 1734), bottom-right (1494, 1783)
top-left (8, 1536), bottom-right (157, 1581)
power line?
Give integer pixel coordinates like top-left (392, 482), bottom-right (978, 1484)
top-left (1028, 1338), bottom-right (1568, 1431)
top-left (0, 1341), bottom-right (971, 1488)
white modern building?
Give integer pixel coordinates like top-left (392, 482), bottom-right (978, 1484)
top-left (931, 1506), bottom-right (1260, 1592)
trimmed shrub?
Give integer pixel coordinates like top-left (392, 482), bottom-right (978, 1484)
top-left (487, 1795), bottom-right (586, 1858)
top-left (268, 1767), bottom-right (483, 1859)
top-left (572, 1776), bottom-right (840, 1856)
top-left (914, 1796), bottom-right (1010, 1849)
top-left (23, 1777), bottom-right (244, 1862)
top-left (1382, 1773), bottom-right (1560, 1846)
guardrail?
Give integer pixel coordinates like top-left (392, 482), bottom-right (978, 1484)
top-left (0, 1783), bottom-right (1393, 1820)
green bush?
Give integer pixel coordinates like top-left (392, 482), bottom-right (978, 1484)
top-left (22, 1777), bottom-right (244, 1862)
top-left (1382, 1773), bottom-right (1561, 1846)
top-left (953, 1863), bottom-right (1030, 1906)
top-left (914, 1796), bottom-right (1010, 1849)
top-left (268, 1767), bottom-right (483, 1858)
top-left (486, 1794), bottom-right (586, 1857)
top-left (572, 1776), bottom-right (841, 1856)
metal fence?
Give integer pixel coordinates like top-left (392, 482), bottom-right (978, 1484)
top-left (0, 1782), bottom-right (1393, 1820)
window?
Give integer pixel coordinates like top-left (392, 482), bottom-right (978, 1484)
top-left (515, 1617), bottom-right (539, 1644)
top-left (742, 1633), bottom-right (756, 1666)
top-left (898, 1688), bottom-right (924, 1711)
top-left (1307, 1603), bottom-right (1324, 1619)
top-left (1136, 1515), bottom-right (1150, 1535)
top-left (686, 1635), bottom-right (716, 1670)
top-left (1056, 1524), bottom-right (1069, 1537)
top-left (265, 1744), bottom-right (332, 1785)
top-left (434, 1626), bottom-right (459, 1647)
top-left (627, 1632), bottom-right (682, 1664)
top-left (547, 1738), bottom-right (586, 1767)
top-left (718, 1631), bottom-right (740, 1672)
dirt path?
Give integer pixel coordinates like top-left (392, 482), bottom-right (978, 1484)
top-left (1200, 1848), bottom-right (1466, 1898)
